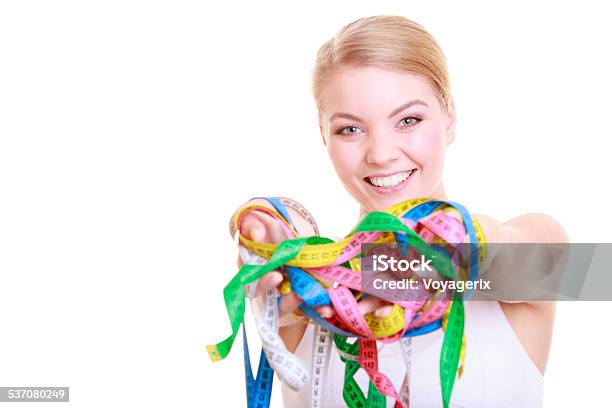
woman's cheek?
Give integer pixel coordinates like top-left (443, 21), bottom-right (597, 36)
top-left (330, 142), bottom-right (358, 168)
top-left (408, 127), bottom-right (446, 164)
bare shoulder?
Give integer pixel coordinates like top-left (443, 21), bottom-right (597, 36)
top-left (503, 212), bottom-right (569, 244)
top-left (472, 212), bottom-right (567, 314)
top-left (472, 212), bottom-right (569, 244)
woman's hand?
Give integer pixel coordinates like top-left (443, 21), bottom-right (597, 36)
top-left (236, 199), bottom-right (395, 324)
top-left (237, 203), bottom-right (335, 321)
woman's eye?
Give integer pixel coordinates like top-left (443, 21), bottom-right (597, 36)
top-left (336, 125), bottom-right (363, 135)
top-left (399, 116), bottom-right (422, 127)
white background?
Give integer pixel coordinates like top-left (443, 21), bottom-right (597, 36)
top-left (1, 0), bottom-right (611, 407)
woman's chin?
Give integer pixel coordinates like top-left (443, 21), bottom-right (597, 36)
top-left (363, 190), bottom-right (428, 213)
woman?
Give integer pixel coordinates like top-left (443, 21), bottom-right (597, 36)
top-left (238, 15), bottom-right (567, 407)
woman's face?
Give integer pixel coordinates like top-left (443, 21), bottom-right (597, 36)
top-left (319, 65), bottom-right (457, 214)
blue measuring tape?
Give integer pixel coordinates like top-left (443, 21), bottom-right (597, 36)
top-left (394, 200), bottom-right (481, 299)
top-left (243, 325), bottom-right (274, 408)
top-left (241, 197), bottom-right (299, 408)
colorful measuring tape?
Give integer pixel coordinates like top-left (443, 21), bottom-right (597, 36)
top-left (207, 197), bottom-right (488, 408)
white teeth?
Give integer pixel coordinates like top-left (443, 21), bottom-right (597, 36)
top-left (368, 171), bottom-right (413, 188)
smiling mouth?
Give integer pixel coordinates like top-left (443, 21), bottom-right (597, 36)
top-left (364, 169), bottom-right (417, 188)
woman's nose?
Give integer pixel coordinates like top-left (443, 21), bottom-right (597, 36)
top-left (365, 131), bottom-right (401, 165)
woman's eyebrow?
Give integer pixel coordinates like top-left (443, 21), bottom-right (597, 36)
top-left (328, 112), bottom-right (363, 122)
top-left (328, 99), bottom-right (429, 122)
top-left (387, 99), bottom-right (429, 118)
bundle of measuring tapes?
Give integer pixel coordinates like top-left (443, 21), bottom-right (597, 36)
top-left (207, 197), bottom-right (488, 408)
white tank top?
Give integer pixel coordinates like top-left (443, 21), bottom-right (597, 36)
top-left (281, 300), bottom-right (544, 407)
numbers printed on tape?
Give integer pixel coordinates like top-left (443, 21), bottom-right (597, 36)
top-left (208, 197), bottom-right (488, 408)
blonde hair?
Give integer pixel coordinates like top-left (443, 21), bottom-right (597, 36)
top-left (312, 15), bottom-right (451, 119)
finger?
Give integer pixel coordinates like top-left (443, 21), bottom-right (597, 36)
top-left (374, 304), bottom-right (394, 318)
top-left (357, 297), bottom-right (386, 315)
top-left (254, 271), bottom-right (283, 298)
top-left (241, 211), bottom-right (289, 244)
top-left (240, 213), bottom-right (266, 242)
top-left (279, 292), bottom-right (303, 317)
top-left (315, 305), bottom-right (334, 318)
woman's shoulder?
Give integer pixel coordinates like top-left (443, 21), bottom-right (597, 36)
top-left (473, 212), bottom-right (569, 244)
top-left (471, 211), bottom-right (565, 315)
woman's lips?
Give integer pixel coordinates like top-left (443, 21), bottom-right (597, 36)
top-left (364, 169), bottom-right (416, 194)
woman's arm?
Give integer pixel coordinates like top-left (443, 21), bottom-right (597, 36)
top-left (236, 198), bottom-right (314, 352)
top-left (474, 213), bottom-right (569, 374)
top-left (475, 212), bottom-right (569, 245)
top-left (474, 212), bottom-right (570, 309)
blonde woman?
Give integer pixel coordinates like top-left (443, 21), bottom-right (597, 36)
top-left (238, 15), bottom-right (567, 407)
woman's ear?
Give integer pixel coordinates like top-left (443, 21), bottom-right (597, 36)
top-left (445, 97), bottom-right (457, 145)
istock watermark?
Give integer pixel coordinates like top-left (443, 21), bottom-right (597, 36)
top-left (371, 254), bottom-right (433, 273)
top-left (371, 276), bottom-right (491, 292)
top-left (360, 242), bottom-right (612, 302)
